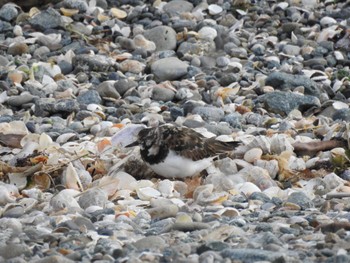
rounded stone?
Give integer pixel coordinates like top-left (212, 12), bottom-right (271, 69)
top-left (0, 3), bottom-right (18, 21)
top-left (144, 26), bottom-right (177, 51)
top-left (8, 43), bottom-right (29, 55)
top-left (151, 57), bottom-right (188, 82)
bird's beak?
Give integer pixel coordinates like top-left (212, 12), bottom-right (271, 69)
top-left (125, 140), bottom-right (139, 148)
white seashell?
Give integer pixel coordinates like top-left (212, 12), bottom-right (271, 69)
top-left (254, 159), bottom-right (279, 179)
top-left (237, 182), bottom-right (261, 197)
top-left (109, 171), bottom-right (137, 190)
top-left (56, 133), bottom-right (76, 144)
top-left (87, 103), bottom-right (103, 112)
top-left (8, 173), bottom-right (27, 190)
top-left (270, 134), bottom-right (294, 154)
top-left (18, 198), bottom-right (38, 212)
top-left (208, 4), bottom-right (223, 15)
top-left (111, 124), bottom-right (146, 148)
top-left (62, 163), bottom-right (84, 191)
top-left (158, 180), bottom-right (175, 198)
top-left (320, 16), bottom-right (337, 28)
top-left (244, 148), bottom-right (263, 163)
top-left (0, 184), bottom-right (19, 205)
top-left (317, 25), bottom-right (342, 42)
top-left (246, 135), bottom-right (271, 154)
top-left (49, 189), bottom-right (81, 211)
top-left (15, 141), bottom-right (39, 160)
top-left (0, 121), bottom-right (28, 135)
top-left (214, 207), bottom-right (240, 218)
top-left (136, 187), bottom-right (161, 201)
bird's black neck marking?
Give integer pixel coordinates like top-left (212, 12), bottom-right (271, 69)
top-left (140, 144), bottom-right (169, 165)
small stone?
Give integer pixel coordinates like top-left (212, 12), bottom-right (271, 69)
top-left (73, 54), bottom-right (115, 72)
top-left (58, 60), bottom-right (73, 75)
top-left (282, 44), bottom-right (301, 56)
top-left (265, 71), bottom-right (321, 97)
top-left (133, 236), bottom-right (166, 251)
top-left (0, 3), bottom-right (18, 21)
top-left (133, 34), bottom-right (156, 52)
top-left (198, 26), bottom-right (217, 41)
top-left (29, 7), bottom-right (63, 30)
top-left (97, 81), bottom-right (121, 100)
top-left (151, 57), bottom-right (188, 82)
top-left (77, 90), bottom-right (102, 105)
top-left (152, 86), bottom-right (175, 102)
top-left (147, 204), bottom-right (179, 220)
top-left (163, 0), bottom-right (193, 16)
top-left (119, 60), bottom-right (145, 74)
top-left (53, 99), bottom-right (80, 113)
top-left (8, 43), bottom-right (29, 56)
top-left (6, 93), bottom-right (34, 107)
top-left (63, 0), bottom-right (88, 12)
top-left (286, 191), bottom-right (314, 209)
top-left (221, 248), bottom-right (285, 262)
top-left (260, 91), bottom-right (320, 115)
top-left (208, 4), bottom-right (223, 15)
top-left (0, 243), bottom-right (31, 260)
top-left (34, 255), bottom-right (75, 263)
top-left (192, 106), bottom-right (224, 122)
top-left (78, 189), bottom-right (108, 210)
top-left (33, 46), bottom-right (50, 58)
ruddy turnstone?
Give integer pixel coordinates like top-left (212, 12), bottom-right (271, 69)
top-left (126, 124), bottom-right (237, 179)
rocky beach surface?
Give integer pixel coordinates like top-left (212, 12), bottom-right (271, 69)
top-left (1, 0), bottom-right (350, 262)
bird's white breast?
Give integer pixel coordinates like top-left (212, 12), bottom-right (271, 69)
top-left (148, 150), bottom-right (214, 178)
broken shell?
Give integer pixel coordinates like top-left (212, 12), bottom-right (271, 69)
top-left (237, 182), bottom-right (261, 197)
top-left (136, 187), bottom-right (161, 201)
top-left (246, 135), bottom-right (271, 154)
top-left (214, 207), bottom-right (240, 218)
top-left (255, 159), bottom-right (279, 179)
top-left (270, 134), bottom-right (294, 154)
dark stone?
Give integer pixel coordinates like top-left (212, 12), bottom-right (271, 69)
top-left (77, 90), bottom-right (102, 105)
top-left (259, 91), bottom-right (320, 115)
top-left (265, 71), bottom-right (321, 98)
top-left (29, 8), bottom-right (63, 30)
top-left (286, 191), bottom-right (314, 209)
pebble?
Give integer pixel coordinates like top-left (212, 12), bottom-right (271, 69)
top-left (151, 57), bottom-right (189, 82)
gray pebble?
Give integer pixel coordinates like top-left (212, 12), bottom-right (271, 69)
top-left (151, 57), bottom-right (188, 82)
top-left (77, 90), bottom-right (102, 105)
top-left (0, 3), bottom-right (18, 21)
top-left (96, 81), bottom-right (121, 100)
top-left (286, 191), bottom-right (314, 209)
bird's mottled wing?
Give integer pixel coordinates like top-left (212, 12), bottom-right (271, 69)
top-left (163, 126), bottom-right (236, 161)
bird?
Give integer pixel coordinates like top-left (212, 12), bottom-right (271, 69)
top-left (126, 124), bottom-right (237, 179)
